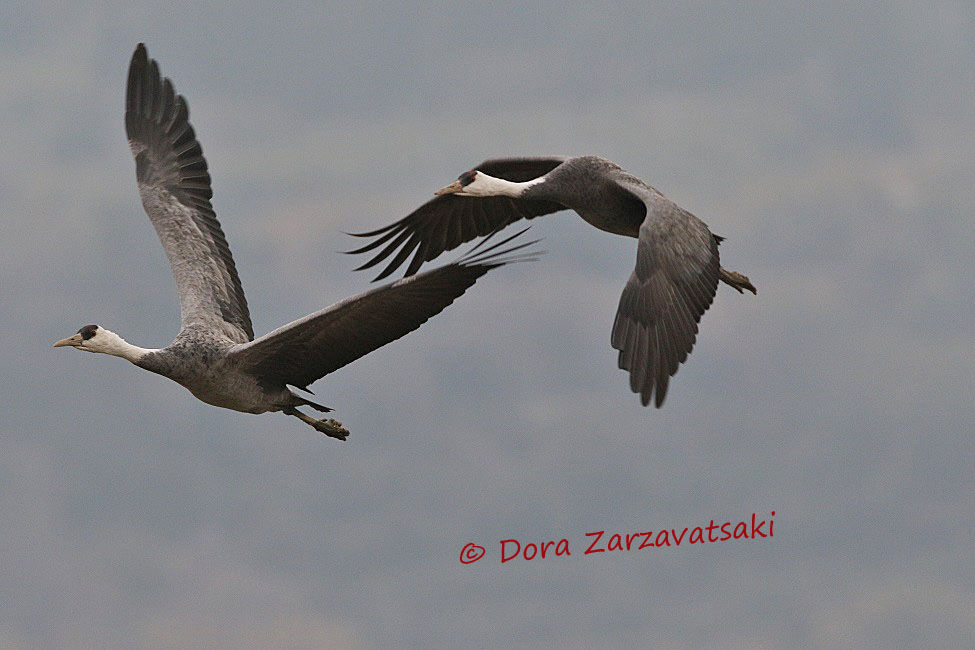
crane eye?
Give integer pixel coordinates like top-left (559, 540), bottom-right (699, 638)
top-left (459, 170), bottom-right (477, 186)
top-left (79, 325), bottom-right (99, 340)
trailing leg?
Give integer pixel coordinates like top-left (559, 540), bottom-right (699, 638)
top-left (719, 267), bottom-right (757, 294)
top-left (283, 406), bottom-right (350, 441)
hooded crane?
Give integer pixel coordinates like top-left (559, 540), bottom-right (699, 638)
top-left (348, 156), bottom-right (756, 407)
top-left (54, 44), bottom-right (535, 440)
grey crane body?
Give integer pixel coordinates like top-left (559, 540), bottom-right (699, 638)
top-left (55, 44), bottom-right (535, 440)
top-left (519, 157), bottom-right (644, 237)
top-left (349, 155), bottom-right (755, 407)
top-left (134, 327), bottom-right (267, 413)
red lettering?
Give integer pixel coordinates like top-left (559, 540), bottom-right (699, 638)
top-left (671, 527), bottom-right (688, 546)
top-left (720, 522), bottom-right (732, 540)
top-left (584, 531), bottom-right (605, 554)
top-left (750, 513), bottom-right (767, 538)
top-left (497, 512), bottom-right (775, 562)
top-left (706, 520), bottom-right (719, 542)
top-left (500, 539), bottom-right (520, 563)
top-left (541, 541), bottom-right (554, 558)
top-left (556, 539), bottom-right (571, 556)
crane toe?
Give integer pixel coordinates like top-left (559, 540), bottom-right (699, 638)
top-left (313, 418), bottom-right (349, 441)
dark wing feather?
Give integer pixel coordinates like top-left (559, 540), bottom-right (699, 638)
top-left (610, 182), bottom-right (720, 407)
top-left (347, 157), bottom-right (568, 281)
top-left (125, 43), bottom-right (253, 342)
top-left (227, 236), bottom-right (536, 391)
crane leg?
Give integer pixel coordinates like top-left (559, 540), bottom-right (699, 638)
top-left (283, 407), bottom-right (350, 441)
top-left (719, 267), bottom-right (757, 294)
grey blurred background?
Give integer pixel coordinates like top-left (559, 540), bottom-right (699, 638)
top-left (1, 2), bottom-right (972, 647)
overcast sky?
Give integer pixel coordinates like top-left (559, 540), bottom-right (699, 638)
top-left (2, 2), bottom-right (972, 647)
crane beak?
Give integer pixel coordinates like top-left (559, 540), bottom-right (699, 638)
top-left (53, 333), bottom-right (83, 348)
top-left (434, 180), bottom-right (464, 196)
